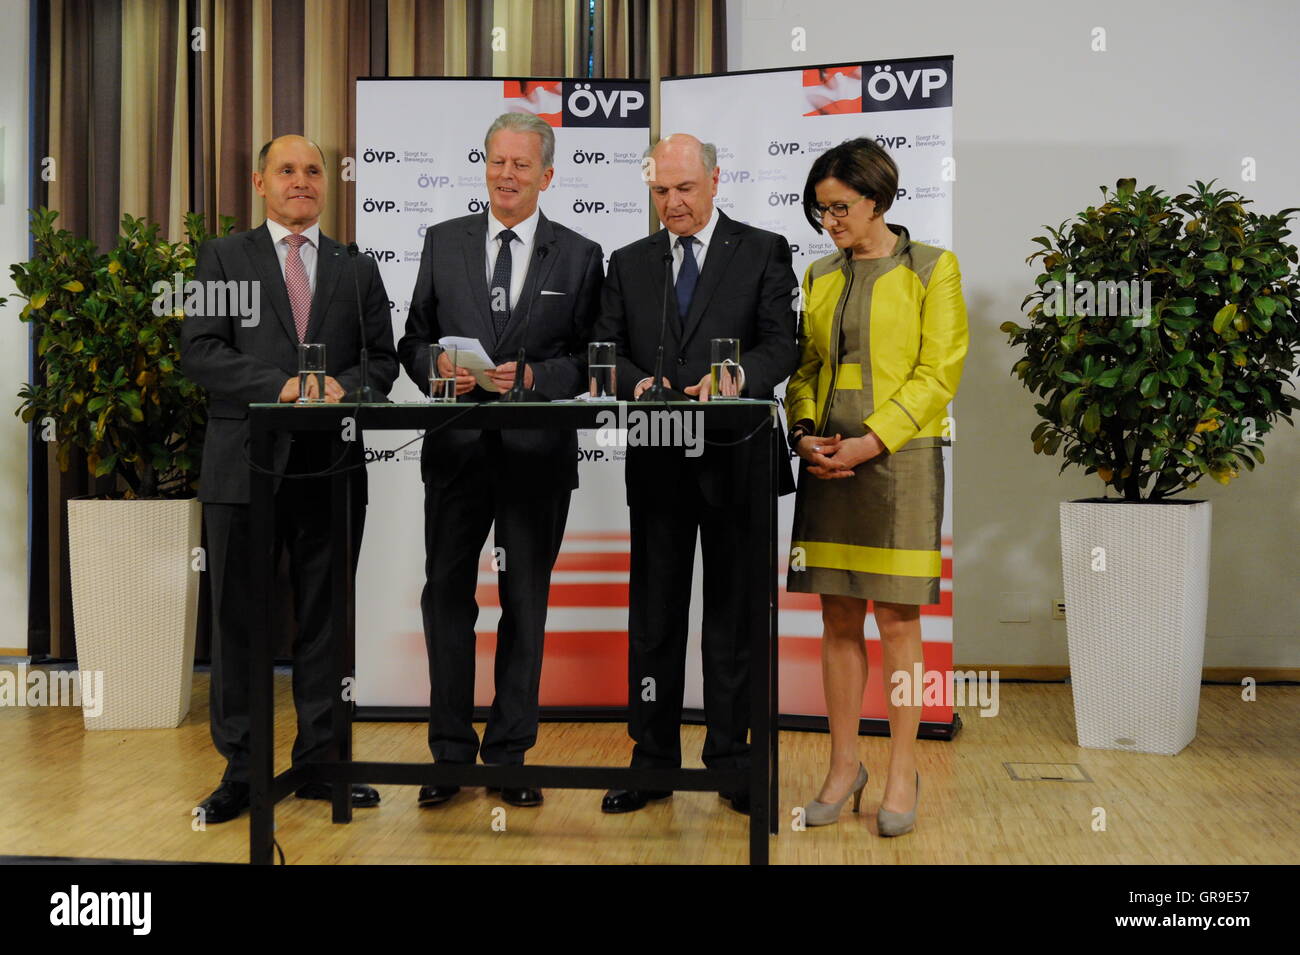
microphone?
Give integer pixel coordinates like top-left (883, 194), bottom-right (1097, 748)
top-left (499, 244), bottom-right (551, 404)
top-left (343, 242), bottom-right (376, 403)
top-left (638, 248), bottom-right (688, 403)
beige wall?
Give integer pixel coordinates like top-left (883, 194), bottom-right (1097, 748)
top-left (729, 0), bottom-right (1300, 666)
top-left (0, 0), bottom-right (30, 652)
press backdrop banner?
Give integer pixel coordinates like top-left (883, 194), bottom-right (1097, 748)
top-left (662, 56), bottom-right (957, 725)
top-left (354, 78), bottom-right (650, 709)
top-left (353, 65), bottom-right (957, 727)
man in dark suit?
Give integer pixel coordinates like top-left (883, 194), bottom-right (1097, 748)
top-left (592, 133), bottom-right (798, 815)
top-left (397, 112), bottom-right (603, 808)
top-left (181, 135), bottom-right (399, 823)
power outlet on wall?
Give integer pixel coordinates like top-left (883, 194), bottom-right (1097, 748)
top-left (1052, 599), bottom-right (1066, 620)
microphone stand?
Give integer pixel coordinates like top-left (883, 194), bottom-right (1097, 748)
top-left (638, 249), bottom-right (688, 403)
top-left (498, 245), bottom-right (550, 403)
top-left (343, 242), bottom-right (378, 403)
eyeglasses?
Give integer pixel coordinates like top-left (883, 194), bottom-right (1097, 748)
top-left (812, 195), bottom-right (870, 220)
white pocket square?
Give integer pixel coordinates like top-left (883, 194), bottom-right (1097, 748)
top-left (539, 290), bottom-right (566, 296)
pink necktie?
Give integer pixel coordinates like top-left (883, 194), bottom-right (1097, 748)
top-left (283, 233), bottom-right (312, 341)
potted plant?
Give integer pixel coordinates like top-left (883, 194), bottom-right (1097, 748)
top-left (10, 209), bottom-right (231, 730)
top-left (1002, 179), bottom-right (1299, 754)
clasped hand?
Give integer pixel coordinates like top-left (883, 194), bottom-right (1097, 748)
top-left (796, 431), bottom-right (885, 478)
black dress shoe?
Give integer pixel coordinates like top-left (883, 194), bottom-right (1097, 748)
top-left (721, 790), bottom-right (751, 815)
top-left (417, 785), bottom-right (461, 807)
top-left (601, 789), bottom-right (672, 814)
top-left (294, 782), bottom-right (381, 807)
top-left (196, 781), bottom-right (250, 824)
top-left (487, 786), bottom-right (543, 807)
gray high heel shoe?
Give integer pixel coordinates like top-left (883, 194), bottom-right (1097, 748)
top-left (804, 764), bottom-right (868, 827)
top-left (877, 771), bottom-right (920, 837)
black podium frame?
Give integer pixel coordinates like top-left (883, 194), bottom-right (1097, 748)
top-left (246, 400), bottom-right (780, 865)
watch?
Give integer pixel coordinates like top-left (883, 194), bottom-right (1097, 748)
top-left (787, 419), bottom-right (815, 448)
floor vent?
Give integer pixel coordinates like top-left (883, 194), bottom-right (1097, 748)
top-left (1004, 762), bottom-right (1091, 782)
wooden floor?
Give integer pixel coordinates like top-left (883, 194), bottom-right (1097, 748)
top-left (0, 667), bottom-right (1295, 864)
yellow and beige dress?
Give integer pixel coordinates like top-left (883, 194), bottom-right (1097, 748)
top-left (786, 224), bottom-right (968, 605)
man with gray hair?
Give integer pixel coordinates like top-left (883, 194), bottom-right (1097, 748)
top-left (398, 112), bottom-right (604, 809)
top-left (592, 132), bottom-right (798, 816)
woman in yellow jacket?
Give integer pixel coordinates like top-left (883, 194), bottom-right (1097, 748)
top-left (786, 138), bottom-right (968, 834)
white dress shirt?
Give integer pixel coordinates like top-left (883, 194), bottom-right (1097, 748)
top-left (639, 206), bottom-right (743, 395)
top-left (266, 218), bottom-right (320, 294)
top-left (486, 207), bottom-right (540, 310)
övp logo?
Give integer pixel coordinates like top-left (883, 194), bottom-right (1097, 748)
top-left (362, 148), bottom-right (398, 163)
top-left (720, 168), bottom-right (752, 184)
top-left (361, 198), bottom-right (397, 213)
top-left (860, 58), bottom-right (952, 112)
top-left (572, 199), bottom-right (607, 215)
top-left (561, 80), bottom-right (649, 128)
top-left (363, 248), bottom-right (397, 263)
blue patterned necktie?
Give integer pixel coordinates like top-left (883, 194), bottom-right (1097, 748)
top-left (490, 228), bottom-right (517, 338)
top-left (675, 234), bottom-right (698, 324)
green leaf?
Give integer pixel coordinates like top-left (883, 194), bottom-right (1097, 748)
top-left (1212, 303), bottom-right (1237, 334)
top-left (1202, 252), bottom-right (1228, 271)
top-left (1094, 367), bottom-right (1123, 387)
top-left (1060, 387), bottom-right (1086, 421)
top-left (1139, 372), bottom-right (1161, 397)
top-left (1082, 404), bottom-right (1101, 434)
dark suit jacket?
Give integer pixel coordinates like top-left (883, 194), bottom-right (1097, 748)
top-left (397, 210), bottom-right (604, 491)
top-left (591, 209), bottom-right (799, 504)
top-left (180, 223), bottom-right (400, 504)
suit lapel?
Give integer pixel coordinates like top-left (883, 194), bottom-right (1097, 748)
top-left (499, 213), bottom-right (560, 354)
top-left (245, 225), bottom-right (297, 345)
top-left (680, 210), bottom-right (742, 349)
top-left (462, 212), bottom-right (496, 346)
top-left (306, 233), bottom-right (344, 343)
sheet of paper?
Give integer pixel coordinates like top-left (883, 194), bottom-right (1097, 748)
top-left (438, 336), bottom-right (499, 392)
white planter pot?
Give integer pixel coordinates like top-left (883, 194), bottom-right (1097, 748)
top-left (1059, 498), bottom-right (1211, 755)
top-left (67, 498), bottom-right (202, 730)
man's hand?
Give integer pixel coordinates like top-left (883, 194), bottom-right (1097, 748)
top-left (436, 352), bottom-right (477, 396)
top-left (634, 376), bottom-right (671, 399)
top-left (322, 376), bottom-right (345, 403)
top-left (683, 372), bottom-right (712, 402)
top-left (283, 374), bottom-right (346, 403)
top-left (486, 361), bottom-right (533, 393)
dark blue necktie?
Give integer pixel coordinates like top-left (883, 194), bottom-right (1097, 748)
top-left (490, 228), bottom-right (517, 339)
top-left (675, 234), bottom-right (698, 324)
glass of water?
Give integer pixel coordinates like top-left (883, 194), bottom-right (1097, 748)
top-left (587, 342), bottom-right (617, 400)
top-left (428, 343), bottom-right (457, 402)
top-left (297, 343), bottom-right (326, 404)
top-left (710, 338), bottom-right (741, 399)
